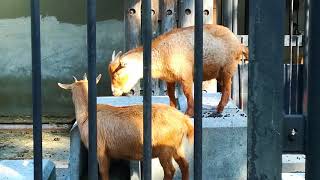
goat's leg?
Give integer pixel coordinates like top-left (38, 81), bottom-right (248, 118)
top-left (173, 148), bottom-right (189, 180)
top-left (181, 80), bottom-right (194, 117)
top-left (159, 151), bottom-right (175, 180)
top-left (217, 77), bottom-right (232, 113)
top-left (166, 82), bottom-right (177, 108)
top-left (97, 154), bottom-right (110, 180)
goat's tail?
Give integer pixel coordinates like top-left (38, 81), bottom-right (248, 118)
top-left (184, 117), bottom-right (194, 144)
top-left (242, 45), bottom-right (249, 60)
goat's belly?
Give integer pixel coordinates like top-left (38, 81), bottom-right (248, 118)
top-left (108, 144), bottom-right (143, 160)
top-left (203, 63), bottom-right (221, 81)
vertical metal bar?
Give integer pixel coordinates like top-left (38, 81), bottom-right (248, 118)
top-left (303, 0), bottom-right (310, 117)
top-left (216, 0), bottom-right (222, 25)
top-left (141, 0), bottom-right (152, 179)
top-left (306, 0), bottom-right (320, 179)
top-left (231, 0), bottom-right (238, 105)
top-left (288, 0), bottom-right (294, 114)
top-left (194, 0), bottom-right (203, 179)
top-left (244, 0), bottom-right (249, 34)
top-left (232, 0), bottom-right (238, 34)
top-left (222, 0), bottom-right (232, 29)
top-left (221, 0), bottom-right (232, 92)
top-left (295, 37), bottom-right (300, 113)
top-left (247, 0), bottom-right (284, 179)
top-left (87, 0), bottom-right (98, 179)
top-left (31, 0), bottom-right (42, 179)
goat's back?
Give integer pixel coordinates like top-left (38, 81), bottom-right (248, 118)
top-left (96, 104), bottom-right (192, 160)
top-left (152, 24), bottom-right (243, 81)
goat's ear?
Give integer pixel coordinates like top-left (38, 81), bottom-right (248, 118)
top-left (58, 83), bottom-right (72, 90)
top-left (96, 74), bottom-right (102, 84)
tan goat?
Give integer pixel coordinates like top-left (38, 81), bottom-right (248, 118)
top-left (58, 74), bottom-right (194, 180)
top-left (109, 24), bottom-right (248, 117)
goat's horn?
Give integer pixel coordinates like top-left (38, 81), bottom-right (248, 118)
top-left (112, 50), bottom-right (116, 61)
top-left (115, 51), bottom-right (122, 59)
top-left (73, 76), bottom-right (78, 82)
top-left (83, 73), bottom-right (87, 80)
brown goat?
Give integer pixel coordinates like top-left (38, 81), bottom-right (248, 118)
top-left (58, 74), bottom-right (194, 180)
top-left (109, 24), bottom-right (248, 117)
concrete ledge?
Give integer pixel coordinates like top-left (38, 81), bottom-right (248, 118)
top-left (0, 159), bottom-right (56, 180)
top-left (69, 93), bottom-right (305, 180)
top-left (69, 122), bottom-right (88, 180)
top-left (282, 154), bottom-right (305, 173)
top-left (132, 93), bottom-right (248, 180)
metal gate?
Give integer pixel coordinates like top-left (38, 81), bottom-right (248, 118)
top-left (30, 0), bottom-right (320, 179)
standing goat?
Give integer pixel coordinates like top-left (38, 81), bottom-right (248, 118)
top-left (109, 24), bottom-right (248, 117)
top-left (58, 74), bottom-right (194, 180)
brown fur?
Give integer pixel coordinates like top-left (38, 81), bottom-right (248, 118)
top-left (58, 75), bottom-right (194, 180)
top-left (108, 24), bottom-right (248, 116)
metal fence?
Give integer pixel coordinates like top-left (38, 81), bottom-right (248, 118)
top-left (29, 0), bottom-right (320, 180)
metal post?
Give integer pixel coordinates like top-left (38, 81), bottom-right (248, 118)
top-left (194, 0), bottom-right (203, 179)
top-left (31, 0), bottom-right (42, 179)
top-left (141, 0), bottom-right (152, 179)
top-left (305, 0), bottom-right (320, 179)
top-left (222, 0), bottom-right (232, 29)
top-left (221, 0), bottom-right (232, 93)
top-left (247, 0), bottom-right (284, 179)
top-left (87, 0), bottom-right (98, 179)
top-left (288, 0), bottom-right (294, 114)
top-left (232, 0), bottom-right (238, 34)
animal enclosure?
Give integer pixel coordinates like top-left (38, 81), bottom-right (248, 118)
top-left (2, 0), bottom-right (320, 179)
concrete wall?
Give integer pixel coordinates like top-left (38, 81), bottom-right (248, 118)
top-left (0, 0), bottom-right (124, 118)
top-left (0, 0), bottom-right (306, 119)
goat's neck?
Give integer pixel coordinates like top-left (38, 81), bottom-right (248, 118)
top-left (135, 48), bottom-right (163, 79)
top-left (72, 88), bottom-right (89, 126)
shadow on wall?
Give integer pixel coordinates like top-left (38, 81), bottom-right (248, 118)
top-left (0, 16), bottom-right (124, 117)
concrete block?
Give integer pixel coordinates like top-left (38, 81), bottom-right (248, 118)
top-left (282, 154), bottom-right (305, 173)
top-left (69, 93), bottom-right (305, 180)
top-left (69, 122), bottom-right (88, 180)
top-left (124, 93), bottom-right (247, 180)
top-left (0, 159), bottom-right (56, 180)
top-left (97, 96), bottom-right (170, 106)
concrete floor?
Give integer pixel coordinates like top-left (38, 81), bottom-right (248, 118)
top-left (0, 126), bottom-right (70, 179)
top-left (0, 124), bottom-right (306, 180)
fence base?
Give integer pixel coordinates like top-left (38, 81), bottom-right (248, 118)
top-left (0, 159), bottom-right (56, 180)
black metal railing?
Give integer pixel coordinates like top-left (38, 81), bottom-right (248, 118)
top-left (31, 0), bottom-right (42, 179)
top-left (305, 0), bottom-right (320, 178)
top-left (247, 0), bottom-right (284, 179)
top-left (87, 0), bottom-right (98, 179)
top-left (29, 0), bottom-right (320, 179)
top-left (141, 0), bottom-right (152, 178)
top-left (194, 0), bottom-right (203, 179)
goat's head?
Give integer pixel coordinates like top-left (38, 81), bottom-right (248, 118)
top-left (58, 73), bottom-right (102, 93)
top-left (108, 50), bottom-right (142, 96)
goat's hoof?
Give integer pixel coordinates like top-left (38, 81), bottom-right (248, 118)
top-left (208, 112), bottom-right (223, 118)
